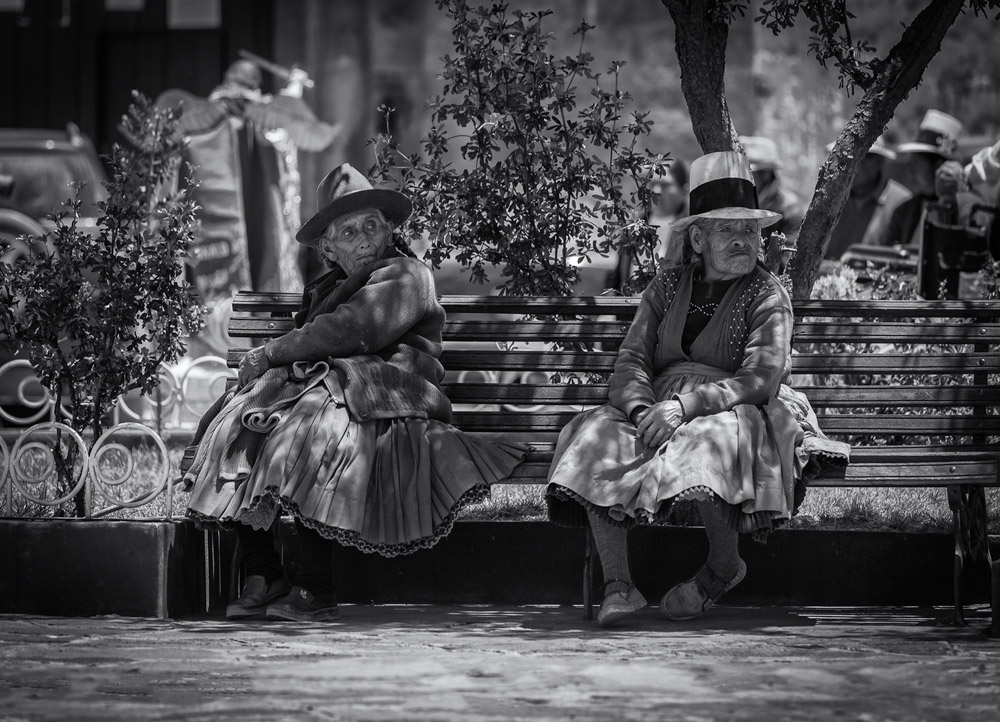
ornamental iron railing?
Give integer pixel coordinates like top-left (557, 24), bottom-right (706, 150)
top-left (0, 356), bottom-right (233, 519)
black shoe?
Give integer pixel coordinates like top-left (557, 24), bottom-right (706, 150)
top-left (226, 575), bottom-right (291, 620)
top-left (266, 586), bottom-right (340, 622)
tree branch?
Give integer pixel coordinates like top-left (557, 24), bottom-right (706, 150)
top-left (789, 0), bottom-right (968, 297)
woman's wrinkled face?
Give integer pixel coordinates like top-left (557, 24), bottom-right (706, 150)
top-left (321, 209), bottom-right (392, 274)
top-left (691, 219), bottom-right (761, 281)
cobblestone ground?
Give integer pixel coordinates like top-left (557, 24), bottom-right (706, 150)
top-left (1, 605), bottom-right (998, 722)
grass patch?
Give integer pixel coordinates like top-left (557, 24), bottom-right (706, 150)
top-left (460, 484), bottom-right (548, 521)
top-left (460, 484), bottom-right (1000, 533)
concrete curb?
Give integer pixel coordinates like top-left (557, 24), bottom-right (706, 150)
top-left (3, 519), bottom-right (993, 618)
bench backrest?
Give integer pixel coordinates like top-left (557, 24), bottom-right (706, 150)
top-left (228, 293), bottom-right (1000, 452)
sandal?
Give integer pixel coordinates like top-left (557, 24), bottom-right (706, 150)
top-left (660, 558), bottom-right (746, 621)
top-left (597, 579), bottom-right (647, 628)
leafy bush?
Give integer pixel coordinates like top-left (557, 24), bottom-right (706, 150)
top-left (0, 93), bottom-right (205, 512)
top-left (370, 0), bottom-right (666, 296)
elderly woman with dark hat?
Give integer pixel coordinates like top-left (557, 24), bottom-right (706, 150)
top-left (546, 151), bottom-right (847, 627)
top-left (183, 163), bottom-right (525, 622)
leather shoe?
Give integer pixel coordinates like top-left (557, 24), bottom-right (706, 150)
top-left (266, 586), bottom-right (340, 622)
top-left (660, 559), bottom-right (746, 621)
top-left (597, 582), bottom-right (647, 628)
top-left (226, 575), bottom-right (291, 620)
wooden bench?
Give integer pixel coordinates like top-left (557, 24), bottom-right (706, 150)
top-left (228, 292), bottom-right (1000, 635)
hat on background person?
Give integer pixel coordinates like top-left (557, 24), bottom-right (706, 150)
top-left (670, 151), bottom-right (783, 235)
top-left (825, 134), bottom-right (897, 160)
top-left (739, 136), bottom-right (782, 172)
top-left (296, 163), bottom-right (412, 247)
top-left (897, 109), bottom-right (962, 159)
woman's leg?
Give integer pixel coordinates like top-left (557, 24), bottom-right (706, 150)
top-left (695, 500), bottom-right (741, 590)
top-left (291, 519), bottom-right (334, 595)
top-left (587, 508), bottom-right (646, 626)
top-left (264, 520), bottom-right (339, 622)
top-left (227, 524), bottom-right (289, 620)
top-left (587, 508), bottom-right (632, 593)
top-left (660, 500), bottom-right (745, 620)
top-left (236, 524), bottom-right (284, 582)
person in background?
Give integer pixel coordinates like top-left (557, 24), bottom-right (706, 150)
top-left (610, 160), bottom-right (690, 292)
top-left (882, 110), bottom-right (977, 246)
top-left (546, 151), bottom-right (848, 628)
top-left (739, 136), bottom-right (805, 246)
top-left (965, 138), bottom-right (1000, 208)
top-left (825, 135), bottom-right (912, 260)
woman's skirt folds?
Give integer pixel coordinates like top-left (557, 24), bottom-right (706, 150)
top-left (546, 363), bottom-right (849, 534)
top-left (185, 361), bottom-right (526, 557)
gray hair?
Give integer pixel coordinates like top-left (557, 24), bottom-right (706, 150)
top-left (674, 216), bottom-right (714, 265)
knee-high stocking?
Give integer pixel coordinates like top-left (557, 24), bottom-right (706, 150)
top-left (587, 508), bottom-right (632, 594)
top-left (695, 500), bottom-right (740, 592)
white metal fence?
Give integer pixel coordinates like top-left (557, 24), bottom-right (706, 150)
top-left (0, 356), bottom-right (234, 519)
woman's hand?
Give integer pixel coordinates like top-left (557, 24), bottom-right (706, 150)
top-left (635, 400), bottom-right (684, 449)
top-left (237, 345), bottom-right (271, 388)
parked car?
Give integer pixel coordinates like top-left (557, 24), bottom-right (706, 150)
top-left (0, 124), bottom-right (108, 425)
top-left (0, 123), bottom-right (106, 246)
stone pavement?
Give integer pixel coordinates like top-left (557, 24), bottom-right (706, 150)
top-left (1, 605), bottom-right (998, 722)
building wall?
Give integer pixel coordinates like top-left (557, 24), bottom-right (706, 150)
top-left (0, 0), bottom-right (275, 159)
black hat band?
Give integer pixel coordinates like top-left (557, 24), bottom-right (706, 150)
top-left (688, 177), bottom-right (760, 216)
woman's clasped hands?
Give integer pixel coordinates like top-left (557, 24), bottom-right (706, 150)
top-left (634, 400), bottom-right (685, 450)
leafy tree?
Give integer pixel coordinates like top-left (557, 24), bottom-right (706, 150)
top-left (660, 0), bottom-right (1000, 298)
top-left (0, 93), bottom-right (205, 513)
top-left (370, 0), bottom-right (667, 296)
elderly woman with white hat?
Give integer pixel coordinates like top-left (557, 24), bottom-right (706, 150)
top-left (546, 151), bottom-right (847, 627)
top-left (183, 163), bottom-right (525, 622)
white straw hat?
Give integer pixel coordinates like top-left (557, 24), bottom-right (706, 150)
top-left (897, 109), bottom-right (962, 158)
top-left (669, 151), bottom-right (782, 234)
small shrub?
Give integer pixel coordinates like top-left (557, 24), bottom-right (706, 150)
top-left (0, 93), bottom-right (205, 513)
top-left (369, 0), bottom-right (667, 296)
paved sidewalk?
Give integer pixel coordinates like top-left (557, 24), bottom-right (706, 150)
top-left (1, 605), bottom-right (998, 721)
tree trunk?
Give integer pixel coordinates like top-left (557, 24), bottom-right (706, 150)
top-left (661, 0), bottom-right (741, 153)
top-left (789, 0), bottom-right (967, 298)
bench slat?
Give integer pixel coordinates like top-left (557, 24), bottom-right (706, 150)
top-left (226, 346), bottom-right (1000, 376)
top-left (233, 291), bottom-right (1000, 319)
top-left (443, 383), bottom-right (1000, 407)
top-left (503, 462), bottom-right (998, 485)
top-left (451, 410), bottom-right (1000, 435)
top-left (436, 350), bottom-right (1000, 374)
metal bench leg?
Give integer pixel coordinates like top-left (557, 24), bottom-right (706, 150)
top-left (583, 528), bottom-right (594, 621)
top-left (203, 530), bottom-right (213, 614)
top-left (229, 539), bottom-right (245, 605)
top-left (948, 487), bottom-right (967, 626)
top-left (991, 554), bottom-right (1000, 638)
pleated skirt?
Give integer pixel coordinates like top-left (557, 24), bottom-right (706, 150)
top-left (546, 370), bottom-right (849, 535)
top-left (185, 361), bottom-right (526, 557)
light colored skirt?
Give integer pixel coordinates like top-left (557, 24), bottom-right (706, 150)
top-left (185, 361), bottom-right (526, 557)
top-left (546, 363), bottom-right (849, 534)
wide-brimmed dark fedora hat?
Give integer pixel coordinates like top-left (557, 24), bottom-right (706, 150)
top-left (670, 151), bottom-right (782, 234)
top-left (296, 163), bottom-right (412, 247)
top-left (897, 109), bottom-right (962, 159)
